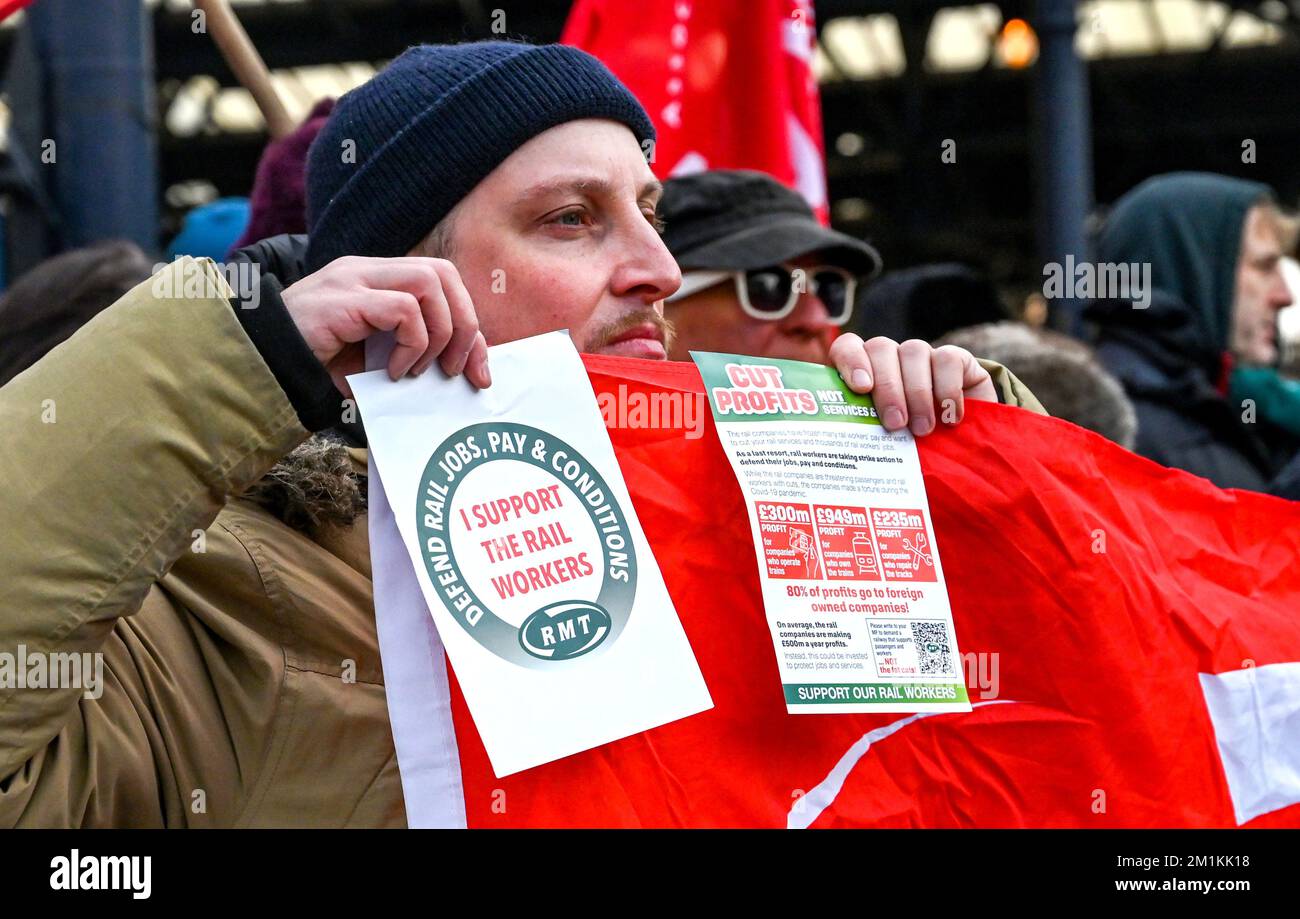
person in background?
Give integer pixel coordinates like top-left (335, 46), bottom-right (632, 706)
top-left (0, 239), bottom-right (154, 386)
top-left (227, 98), bottom-right (336, 255)
top-left (852, 262), bottom-right (1011, 345)
top-left (658, 170), bottom-right (1044, 425)
top-left (1088, 172), bottom-right (1298, 492)
top-left (1228, 253), bottom-right (1300, 480)
top-left (164, 197), bottom-right (251, 263)
top-left (659, 169), bottom-right (880, 365)
top-left (1276, 256), bottom-right (1300, 374)
top-left (938, 322), bottom-right (1138, 450)
top-left (1257, 256), bottom-right (1300, 500)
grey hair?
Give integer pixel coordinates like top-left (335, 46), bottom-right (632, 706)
top-left (938, 321), bottom-right (1139, 451)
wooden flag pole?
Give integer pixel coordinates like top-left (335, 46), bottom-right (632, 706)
top-left (192, 0), bottom-right (295, 139)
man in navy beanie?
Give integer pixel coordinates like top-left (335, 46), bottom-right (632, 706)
top-left (2, 41), bottom-right (1008, 827)
top-left (227, 40), bottom-right (1003, 438)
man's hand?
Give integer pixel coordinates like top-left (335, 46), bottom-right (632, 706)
top-left (829, 335), bottom-right (997, 435)
top-left (281, 256), bottom-right (491, 396)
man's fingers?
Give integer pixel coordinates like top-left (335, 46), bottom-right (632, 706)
top-left (898, 339), bottom-right (936, 436)
top-left (864, 336), bottom-right (907, 430)
top-left (363, 257), bottom-right (477, 380)
top-left (404, 268), bottom-right (453, 377)
top-left (961, 350), bottom-right (999, 403)
top-left (431, 262), bottom-right (481, 378)
top-left (466, 331), bottom-right (491, 389)
top-left (829, 332), bottom-right (872, 391)
top-left (314, 287), bottom-right (426, 378)
top-left (342, 258), bottom-right (448, 378)
top-left (359, 291), bottom-right (427, 380)
top-left (352, 257), bottom-right (456, 300)
top-left (931, 345), bottom-right (967, 425)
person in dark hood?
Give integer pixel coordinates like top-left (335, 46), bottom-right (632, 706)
top-left (852, 263), bottom-right (1011, 345)
top-left (1087, 172), bottom-right (1296, 491)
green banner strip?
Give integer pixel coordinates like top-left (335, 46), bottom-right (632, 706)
top-left (784, 682), bottom-right (969, 704)
top-left (690, 350), bottom-right (881, 425)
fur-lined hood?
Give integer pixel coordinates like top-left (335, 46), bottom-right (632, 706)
top-left (242, 435), bottom-right (367, 536)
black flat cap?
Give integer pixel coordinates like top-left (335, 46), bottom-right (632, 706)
top-left (659, 169), bottom-right (881, 277)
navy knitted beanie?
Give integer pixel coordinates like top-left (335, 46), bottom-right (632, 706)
top-left (304, 42), bottom-right (656, 272)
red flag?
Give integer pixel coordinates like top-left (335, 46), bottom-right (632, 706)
top-left (563, 0), bottom-right (830, 223)
top-left (0, 0), bottom-right (33, 22)
top-left (451, 356), bottom-right (1300, 828)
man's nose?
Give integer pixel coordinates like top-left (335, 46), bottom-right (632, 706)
top-left (1270, 274), bottom-right (1294, 310)
top-left (612, 219), bottom-right (682, 305)
top-left (784, 290), bottom-right (837, 332)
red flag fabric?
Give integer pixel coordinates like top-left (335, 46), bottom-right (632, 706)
top-left (562, 0), bottom-right (830, 222)
top-left (0, 0), bottom-right (33, 22)
top-left (450, 356), bottom-right (1300, 828)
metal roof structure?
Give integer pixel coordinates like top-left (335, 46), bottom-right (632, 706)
top-left (4, 0), bottom-right (1299, 288)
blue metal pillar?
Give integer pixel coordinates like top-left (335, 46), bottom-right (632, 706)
top-left (1032, 0), bottom-right (1094, 336)
top-left (25, 0), bottom-right (159, 255)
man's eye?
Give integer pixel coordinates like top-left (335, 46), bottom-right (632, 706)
top-left (646, 211), bottom-right (666, 235)
top-left (552, 210), bottom-right (587, 227)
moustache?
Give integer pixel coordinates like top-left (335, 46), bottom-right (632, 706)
top-left (587, 310), bottom-right (676, 352)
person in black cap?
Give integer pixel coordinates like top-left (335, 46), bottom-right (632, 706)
top-left (661, 170), bottom-right (1043, 430)
top-left (661, 169), bottom-right (881, 366)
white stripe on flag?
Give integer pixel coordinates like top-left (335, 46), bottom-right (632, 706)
top-left (788, 701), bottom-right (1015, 830)
top-left (367, 335), bottom-right (467, 829)
top-left (1200, 662), bottom-right (1300, 825)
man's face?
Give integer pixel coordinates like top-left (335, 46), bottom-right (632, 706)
top-left (1232, 205), bottom-right (1293, 366)
top-left (663, 254), bottom-right (841, 363)
top-left (426, 119), bottom-right (681, 358)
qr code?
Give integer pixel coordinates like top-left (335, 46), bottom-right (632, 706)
top-left (910, 621), bottom-right (954, 676)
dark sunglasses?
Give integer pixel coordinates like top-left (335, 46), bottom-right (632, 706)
top-left (668, 264), bottom-right (858, 324)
